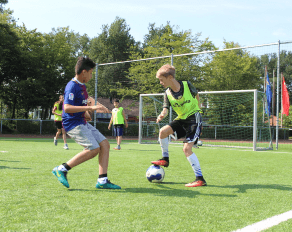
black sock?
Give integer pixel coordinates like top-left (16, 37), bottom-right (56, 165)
top-left (99, 173), bottom-right (107, 178)
top-left (196, 176), bottom-right (205, 182)
top-left (162, 157), bottom-right (169, 162)
top-left (62, 163), bottom-right (71, 171)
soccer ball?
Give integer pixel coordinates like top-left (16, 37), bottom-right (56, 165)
top-left (197, 140), bottom-right (203, 146)
top-left (146, 165), bottom-right (165, 183)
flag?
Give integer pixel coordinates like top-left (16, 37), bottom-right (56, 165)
top-left (265, 72), bottom-right (272, 116)
top-left (282, 76), bottom-right (290, 116)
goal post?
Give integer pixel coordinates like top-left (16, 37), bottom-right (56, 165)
top-left (139, 90), bottom-right (273, 151)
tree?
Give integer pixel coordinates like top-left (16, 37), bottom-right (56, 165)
top-left (202, 41), bottom-right (262, 91)
top-left (0, 22), bottom-right (78, 119)
top-left (124, 22), bottom-right (215, 99)
top-left (88, 17), bottom-right (138, 99)
top-left (67, 32), bottom-right (90, 57)
top-left (0, 10), bottom-right (25, 118)
top-left (0, 0), bottom-right (8, 12)
top-left (36, 27), bottom-right (77, 119)
top-left (200, 42), bottom-right (264, 128)
top-left (1, 7), bottom-right (92, 119)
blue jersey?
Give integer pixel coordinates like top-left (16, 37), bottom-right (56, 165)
top-left (62, 78), bottom-right (88, 132)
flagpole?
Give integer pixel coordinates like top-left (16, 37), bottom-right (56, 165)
top-left (276, 40), bottom-right (280, 150)
top-left (281, 72), bottom-right (283, 128)
top-left (263, 66), bottom-right (266, 123)
top-left (272, 69), bottom-right (275, 127)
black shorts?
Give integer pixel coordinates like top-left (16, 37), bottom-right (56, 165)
top-left (54, 121), bottom-right (63, 130)
top-left (169, 112), bottom-right (202, 143)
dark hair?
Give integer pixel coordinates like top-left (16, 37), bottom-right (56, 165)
top-left (58, 101), bottom-right (63, 111)
top-left (75, 57), bottom-right (96, 75)
top-left (56, 95), bottom-right (63, 110)
top-left (114, 99), bottom-right (120, 103)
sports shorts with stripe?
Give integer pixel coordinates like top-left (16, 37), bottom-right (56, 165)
top-left (169, 112), bottom-right (202, 144)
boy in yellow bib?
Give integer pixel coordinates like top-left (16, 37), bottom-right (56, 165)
top-left (151, 64), bottom-right (206, 187)
top-left (108, 99), bottom-right (128, 150)
top-left (52, 95), bottom-right (68, 150)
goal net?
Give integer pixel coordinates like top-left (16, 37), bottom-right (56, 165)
top-left (138, 90), bottom-right (273, 151)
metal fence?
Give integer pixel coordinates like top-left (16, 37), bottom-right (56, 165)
top-left (0, 118), bottom-right (139, 137)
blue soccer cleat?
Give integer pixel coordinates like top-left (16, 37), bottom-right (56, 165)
top-left (96, 179), bottom-right (121, 189)
top-left (52, 166), bottom-right (69, 188)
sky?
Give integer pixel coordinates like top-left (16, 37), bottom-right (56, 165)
top-left (5, 0), bottom-right (292, 49)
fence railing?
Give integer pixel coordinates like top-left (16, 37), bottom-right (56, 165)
top-left (0, 119), bottom-right (139, 137)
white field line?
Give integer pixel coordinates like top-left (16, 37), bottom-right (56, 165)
top-left (233, 210), bottom-right (292, 232)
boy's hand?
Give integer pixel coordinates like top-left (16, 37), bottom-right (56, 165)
top-left (156, 114), bottom-right (164, 123)
top-left (84, 111), bottom-right (92, 121)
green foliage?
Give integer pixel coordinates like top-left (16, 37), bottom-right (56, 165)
top-left (126, 22), bottom-right (216, 99)
top-left (203, 41), bottom-right (262, 91)
top-left (0, 0), bottom-right (8, 12)
top-left (282, 106), bottom-right (292, 128)
top-left (125, 123), bottom-right (139, 136)
top-left (0, 11), bottom-right (78, 119)
top-left (88, 17), bottom-right (138, 99)
top-left (16, 120), bottom-right (40, 134)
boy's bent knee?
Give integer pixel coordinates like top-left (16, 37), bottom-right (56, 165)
top-left (100, 139), bottom-right (110, 150)
top-left (89, 147), bottom-right (100, 158)
top-left (159, 126), bottom-right (173, 139)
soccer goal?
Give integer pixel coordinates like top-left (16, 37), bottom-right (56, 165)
top-left (138, 90), bottom-right (273, 151)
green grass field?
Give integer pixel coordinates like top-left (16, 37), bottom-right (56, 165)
top-left (1, 137), bottom-right (292, 231)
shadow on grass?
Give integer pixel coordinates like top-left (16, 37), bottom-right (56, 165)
top-left (68, 186), bottom-right (236, 198)
top-left (209, 184), bottom-right (292, 193)
top-left (124, 185), bottom-right (237, 198)
top-left (126, 149), bottom-right (159, 152)
top-left (68, 188), bottom-right (126, 192)
top-left (68, 189), bottom-right (97, 192)
top-left (0, 166), bottom-right (30, 170)
top-left (0, 160), bottom-right (20, 162)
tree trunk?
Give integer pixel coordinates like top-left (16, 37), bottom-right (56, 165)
top-left (49, 107), bottom-right (52, 120)
top-left (11, 96), bottom-right (16, 119)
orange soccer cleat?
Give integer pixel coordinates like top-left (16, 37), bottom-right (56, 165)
top-left (185, 180), bottom-right (207, 187)
top-left (151, 159), bottom-right (169, 167)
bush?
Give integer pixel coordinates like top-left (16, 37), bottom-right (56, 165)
top-left (1, 123), bottom-right (14, 134)
top-left (16, 120), bottom-right (40, 134)
top-left (125, 123), bottom-right (139, 136)
top-left (42, 121), bottom-right (57, 135)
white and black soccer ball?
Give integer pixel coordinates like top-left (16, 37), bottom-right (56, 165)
top-left (146, 165), bottom-right (165, 183)
top-left (197, 140), bottom-right (203, 146)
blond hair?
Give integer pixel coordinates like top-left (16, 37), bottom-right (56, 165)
top-left (157, 64), bottom-right (175, 78)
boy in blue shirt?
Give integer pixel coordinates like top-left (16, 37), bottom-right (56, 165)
top-left (52, 57), bottom-right (121, 189)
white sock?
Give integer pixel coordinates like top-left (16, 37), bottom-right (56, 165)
top-left (187, 153), bottom-right (203, 177)
top-left (159, 137), bottom-right (169, 157)
top-left (58, 165), bottom-right (68, 172)
top-left (98, 177), bottom-right (108, 184)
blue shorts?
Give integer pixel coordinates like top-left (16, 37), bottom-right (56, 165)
top-left (113, 125), bottom-right (124, 137)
